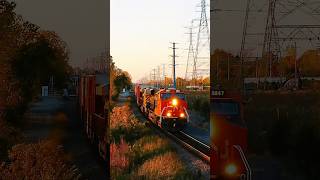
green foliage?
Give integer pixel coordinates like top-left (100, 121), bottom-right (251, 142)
top-left (186, 92), bottom-right (210, 119)
top-left (112, 70), bottom-right (132, 100)
top-left (12, 35), bottom-right (71, 101)
top-left (114, 73), bottom-right (131, 91)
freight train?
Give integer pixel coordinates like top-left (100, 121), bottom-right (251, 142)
top-left (78, 74), bottom-right (109, 161)
top-left (135, 85), bottom-right (189, 131)
top-left (210, 90), bottom-right (251, 179)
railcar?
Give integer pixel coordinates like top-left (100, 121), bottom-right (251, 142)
top-left (79, 74), bottom-right (109, 161)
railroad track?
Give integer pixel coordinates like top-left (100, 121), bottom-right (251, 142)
top-left (145, 121), bottom-right (210, 164)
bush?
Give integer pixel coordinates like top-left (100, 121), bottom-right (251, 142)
top-left (186, 92), bottom-right (210, 119)
top-left (0, 140), bottom-right (81, 180)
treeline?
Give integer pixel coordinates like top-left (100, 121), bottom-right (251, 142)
top-left (211, 49), bottom-right (320, 81)
top-left (0, 1), bottom-right (72, 124)
top-left (140, 76), bottom-right (210, 90)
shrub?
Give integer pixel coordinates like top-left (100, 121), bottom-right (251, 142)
top-left (0, 140), bottom-right (80, 180)
top-left (0, 121), bottom-right (23, 160)
top-left (110, 105), bottom-right (138, 130)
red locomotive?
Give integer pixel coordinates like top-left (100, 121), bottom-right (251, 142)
top-left (78, 74), bottom-right (109, 161)
top-left (135, 85), bottom-right (189, 131)
top-left (210, 90), bottom-right (251, 179)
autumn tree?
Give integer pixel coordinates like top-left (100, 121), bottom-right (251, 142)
top-left (299, 50), bottom-right (320, 77)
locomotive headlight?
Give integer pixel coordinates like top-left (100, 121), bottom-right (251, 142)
top-left (179, 113), bottom-right (185, 118)
top-left (172, 98), bottom-right (178, 106)
top-left (166, 112), bottom-right (172, 117)
top-left (225, 163), bottom-right (237, 176)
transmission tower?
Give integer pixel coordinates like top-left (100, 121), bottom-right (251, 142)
top-left (241, 0), bottom-right (320, 80)
top-left (185, 21), bottom-right (196, 85)
top-left (193, 0), bottom-right (210, 86)
top-left (262, 0), bottom-right (281, 77)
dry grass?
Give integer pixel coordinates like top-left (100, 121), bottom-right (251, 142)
top-left (139, 137), bottom-right (169, 154)
top-left (135, 152), bottom-right (184, 180)
top-left (0, 140), bottom-right (81, 180)
top-left (110, 138), bottom-right (130, 177)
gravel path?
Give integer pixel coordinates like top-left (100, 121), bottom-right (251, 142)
top-left (23, 96), bottom-right (107, 180)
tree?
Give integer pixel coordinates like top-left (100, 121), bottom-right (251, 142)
top-left (110, 57), bottom-right (132, 101)
top-left (11, 32), bottom-right (71, 103)
top-left (299, 50), bottom-right (320, 77)
top-left (0, 1), bottom-right (71, 122)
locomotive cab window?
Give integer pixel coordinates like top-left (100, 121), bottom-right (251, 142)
top-left (211, 100), bottom-right (244, 125)
top-left (161, 93), bottom-right (186, 100)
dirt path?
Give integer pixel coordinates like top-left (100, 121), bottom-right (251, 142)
top-left (23, 97), bottom-right (107, 180)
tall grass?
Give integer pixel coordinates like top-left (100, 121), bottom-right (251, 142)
top-left (245, 91), bottom-right (320, 178)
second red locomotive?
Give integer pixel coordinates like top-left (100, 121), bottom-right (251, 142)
top-left (135, 85), bottom-right (189, 131)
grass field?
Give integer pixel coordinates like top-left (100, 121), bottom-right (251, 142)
top-left (244, 90), bottom-right (320, 179)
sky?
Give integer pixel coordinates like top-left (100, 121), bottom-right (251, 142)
top-left (111, 0), bottom-right (210, 82)
top-left (12, 0), bottom-right (108, 67)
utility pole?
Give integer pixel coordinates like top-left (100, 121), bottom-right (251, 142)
top-left (227, 55), bottom-right (230, 81)
top-left (256, 57), bottom-right (259, 89)
top-left (152, 68), bottom-right (157, 88)
top-left (157, 65), bottom-right (161, 88)
top-left (216, 55), bottom-right (219, 80)
top-left (150, 72), bottom-right (153, 86)
top-left (170, 42), bottom-right (177, 89)
top-left (162, 64), bottom-right (166, 88)
top-left (294, 41), bottom-right (297, 88)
